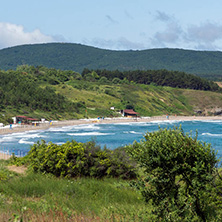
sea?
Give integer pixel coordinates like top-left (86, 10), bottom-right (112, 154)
top-left (0, 119), bottom-right (222, 161)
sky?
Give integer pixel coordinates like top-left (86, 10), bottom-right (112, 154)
top-left (1, 0), bottom-right (222, 51)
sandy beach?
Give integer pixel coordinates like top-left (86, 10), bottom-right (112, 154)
top-left (1, 115), bottom-right (222, 160)
top-left (1, 115), bottom-right (222, 136)
top-left (0, 152), bottom-right (12, 160)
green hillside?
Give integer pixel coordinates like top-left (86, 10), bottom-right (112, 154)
top-left (1, 65), bottom-right (222, 124)
top-left (1, 43), bottom-right (222, 79)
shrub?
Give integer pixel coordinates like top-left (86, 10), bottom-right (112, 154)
top-left (112, 77), bottom-right (121, 84)
top-left (15, 140), bottom-right (137, 179)
top-left (104, 89), bottom-right (117, 97)
top-left (99, 76), bottom-right (109, 84)
top-left (126, 126), bottom-right (220, 221)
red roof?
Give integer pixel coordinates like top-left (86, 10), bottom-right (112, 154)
top-left (123, 109), bottom-right (139, 114)
top-left (26, 118), bottom-right (38, 121)
top-left (16, 116), bottom-right (38, 121)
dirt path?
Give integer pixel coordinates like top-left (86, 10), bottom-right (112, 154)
top-left (7, 165), bottom-right (27, 174)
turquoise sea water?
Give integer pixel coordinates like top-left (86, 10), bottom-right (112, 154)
top-left (0, 120), bottom-right (222, 160)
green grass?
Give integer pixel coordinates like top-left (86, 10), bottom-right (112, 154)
top-left (0, 161), bottom-right (153, 221)
top-left (56, 80), bottom-right (200, 117)
top-left (2, 78), bottom-right (222, 122)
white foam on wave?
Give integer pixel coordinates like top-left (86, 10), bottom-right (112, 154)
top-left (114, 122), bottom-right (135, 126)
top-left (6, 131), bottom-right (46, 138)
top-left (202, 133), bottom-right (222, 137)
top-left (196, 120), bottom-right (222, 124)
top-left (18, 138), bottom-right (35, 145)
top-left (0, 136), bottom-right (18, 143)
top-left (123, 131), bottom-right (129, 134)
top-left (27, 133), bottom-right (44, 138)
top-left (68, 132), bottom-right (114, 136)
top-left (48, 125), bottom-right (78, 132)
top-left (123, 131), bottom-right (142, 134)
top-left (9, 132), bottom-right (30, 137)
top-left (129, 131), bottom-right (142, 134)
top-left (48, 124), bottom-right (101, 132)
top-left (73, 124), bottom-right (101, 130)
top-left (47, 128), bottom-right (65, 132)
top-left (150, 120), bottom-right (182, 124)
top-left (114, 122), bottom-right (152, 126)
top-left (0, 132), bottom-right (46, 143)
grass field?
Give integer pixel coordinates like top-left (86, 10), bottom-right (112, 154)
top-left (0, 160), bottom-right (154, 221)
top-left (1, 79), bottom-right (222, 124)
top-left (55, 80), bottom-right (212, 118)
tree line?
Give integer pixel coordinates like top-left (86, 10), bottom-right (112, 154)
top-left (0, 67), bottom-right (79, 114)
top-left (82, 68), bottom-right (221, 91)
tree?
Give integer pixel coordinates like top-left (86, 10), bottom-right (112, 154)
top-left (125, 104), bottom-right (134, 110)
top-left (98, 76), bottom-right (109, 84)
top-left (126, 127), bottom-right (220, 221)
top-left (91, 71), bottom-right (99, 80)
top-left (112, 77), bottom-right (121, 84)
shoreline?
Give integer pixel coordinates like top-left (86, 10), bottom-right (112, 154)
top-left (0, 115), bottom-right (222, 160)
top-left (1, 115), bottom-right (222, 136)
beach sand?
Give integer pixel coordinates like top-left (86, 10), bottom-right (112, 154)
top-left (1, 115), bottom-right (222, 159)
top-left (1, 115), bottom-right (222, 136)
top-left (0, 152), bottom-right (12, 160)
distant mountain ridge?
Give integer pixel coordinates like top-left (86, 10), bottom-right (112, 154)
top-left (1, 43), bottom-right (222, 79)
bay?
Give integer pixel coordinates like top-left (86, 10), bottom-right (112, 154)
top-left (0, 120), bottom-right (222, 160)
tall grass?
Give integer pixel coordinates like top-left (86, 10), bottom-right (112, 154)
top-left (0, 171), bottom-right (153, 221)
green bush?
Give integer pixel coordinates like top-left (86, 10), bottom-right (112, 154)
top-left (112, 77), bottom-right (121, 84)
top-left (15, 140), bottom-right (137, 179)
top-left (127, 126), bottom-right (220, 221)
top-left (99, 76), bottom-right (110, 84)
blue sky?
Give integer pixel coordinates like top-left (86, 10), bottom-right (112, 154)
top-left (1, 0), bottom-right (222, 51)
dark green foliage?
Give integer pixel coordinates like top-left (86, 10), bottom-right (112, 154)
top-left (87, 69), bottom-right (221, 92)
top-left (98, 76), bottom-right (110, 84)
top-left (14, 140), bottom-right (137, 179)
top-left (2, 43), bottom-right (222, 80)
top-left (0, 67), bottom-right (78, 114)
top-left (112, 77), bottom-right (121, 84)
top-left (125, 104), bottom-right (134, 110)
top-left (0, 114), bottom-right (13, 125)
top-left (127, 127), bottom-right (220, 221)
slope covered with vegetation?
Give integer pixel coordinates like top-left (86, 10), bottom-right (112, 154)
top-left (1, 43), bottom-right (222, 79)
top-left (82, 68), bottom-right (220, 91)
top-left (0, 65), bottom-right (222, 124)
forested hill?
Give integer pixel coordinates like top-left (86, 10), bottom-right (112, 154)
top-left (1, 65), bottom-right (222, 125)
top-left (1, 43), bottom-right (222, 79)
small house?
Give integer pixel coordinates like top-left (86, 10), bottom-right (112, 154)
top-left (121, 109), bottom-right (139, 118)
top-left (15, 116), bottom-right (39, 124)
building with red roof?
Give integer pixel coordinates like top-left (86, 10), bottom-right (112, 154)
top-left (15, 116), bottom-right (39, 124)
top-left (121, 109), bottom-right (139, 117)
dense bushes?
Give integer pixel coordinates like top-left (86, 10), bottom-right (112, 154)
top-left (127, 127), bottom-right (221, 221)
top-left (83, 69), bottom-right (220, 91)
top-left (13, 140), bottom-right (137, 179)
top-left (0, 68), bottom-right (78, 113)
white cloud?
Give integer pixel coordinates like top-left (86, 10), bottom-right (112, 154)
top-left (187, 22), bottom-right (222, 42)
top-left (150, 11), bottom-right (222, 50)
top-left (150, 12), bottom-right (183, 48)
top-left (153, 22), bottom-right (182, 44)
top-left (2, 17), bottom-right (222, 52)
top-left (0, 22), bottom-right (57, 49)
